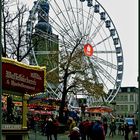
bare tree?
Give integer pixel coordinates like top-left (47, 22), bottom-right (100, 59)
top-left (1, 0), bottom-right (33, 62)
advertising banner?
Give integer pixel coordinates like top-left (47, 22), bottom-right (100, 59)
top-left (2, 58), bottom-right (46, 94)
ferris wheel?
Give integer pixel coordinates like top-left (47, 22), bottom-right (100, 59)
top-left (26, 0), bottom-right (124, 104)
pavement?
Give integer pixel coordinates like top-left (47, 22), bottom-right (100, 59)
top-left (29, 131), bottom-right (124, 140)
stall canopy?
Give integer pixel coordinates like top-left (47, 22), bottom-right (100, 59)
top-left (2, 57), bottom-right (46, 94)
top-left (86, 106), bottom-right (113, 113)
top-left (28, 109), bottom-right (52, 115)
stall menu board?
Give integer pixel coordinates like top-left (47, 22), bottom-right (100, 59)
top-left (2, 57), bottom-right (46, 94)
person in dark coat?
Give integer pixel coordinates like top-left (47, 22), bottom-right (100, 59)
top-left (124, 123), bottom-right (130, 140)
top-left (103, 121), bottom-right (108, 136)
top-left (52, 119), bottom-right (60, 140)
top-left (91, 119), bottom-right (105, 140)
top-left (68, 127), bottom-right (80, 140)
top-left (79, 120), bottom-right (86, 140)
top-left (45, 118), bottom-right (53, 140)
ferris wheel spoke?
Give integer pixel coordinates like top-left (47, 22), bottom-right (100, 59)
top-left (65, 0), bottom-right (82, 37)
top-left (52, 0), bottom-right (79, 39)
top-left (34, 28), bottom-right (71, 48)
top-left (86, 57), bottom-right (99, 83)
top-left (84, 8), bottom-right (95, 38)
top-left (93, 69), bottom-right (109, 92)
top-left (32, 48), bottom-right (39, 65)
top-left (75, 0), bottom-right (85, 38)
top-left (89, 20), bottom-right (104, 40)
top-left (46, 9), bottom-right (76, 44)
top-left (46, 83), bottom-right (60, 98)
top-left (85, 59), bottom-right (111, 92)
top-left (93, 36), bottom-right (111, 47)
top-left (92, 56), bottom-right (117, 70)
top-left (73, 1), bottom-right (86, 37)
top-left (85, 15), bottom-right (95, 42)
top-left (93, 63), bottom-right (116, 85)
top-left (76, 0), bottom-right (80, 28)
top-left (84, 7), bottom-right (92, 35)
top-left (48, 16), bottom-right (77, 46)
top-left (94, 51), bottom-right (116, 54)
top-left (49, 0), bottom-right (78, 39)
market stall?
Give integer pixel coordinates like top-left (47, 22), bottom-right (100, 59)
top-left (2, 57), bottom-right (46, 140)
top-left (82, 106), bottom-right (113, 121)
top-left (86, 106), bottom-right (113, 113)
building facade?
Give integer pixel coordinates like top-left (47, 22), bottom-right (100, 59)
top-left (113, 86), bottom-right (138, 117)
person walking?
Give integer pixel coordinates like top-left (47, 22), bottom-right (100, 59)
top-left (69, 117), bottom-right (76, 132)
top-left (103, 121), bottom-right (108, 136)
top-left (79, 120), bottom-right (86, 140)
top-left (129, 125), bottom-right (138, 140)
top-left (52, 118), bottom-right (60, 140)
top-left (90, 118), bottom-right (105, 140)
top-left (45, 118), bottom-right (53, 140)
top-left (109, 122), bottom-right (114, 137)
top-left (68, 127), bottom-right (80, 140)
top-left (124, 123), bottom-right (130, 140)
top-left (118, 124), bottom-right (122, 135)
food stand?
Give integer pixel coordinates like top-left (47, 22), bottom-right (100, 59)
top-left (84, 106), bottom-right (113, 121)
top-left (2, 57), bottom-right (46, 140)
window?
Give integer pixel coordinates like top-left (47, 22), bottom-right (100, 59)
top-left (130, 95), bottom-right (134, 101)
top-left (130, 105), bottom-right (134, 111)
top-left (124, 105), bottom-right (128, 111)
top-left (116, 105), bottom-right (120, 110)
top-left (121, 88), bottom-right (127, 92)
top-left (124, 95), bottom-right (128, 101)
top-left (120, 95), bottom-right (123, 101)
top-left (121, 105), bottom-right (123, 111)
top-left (127, 87), bottom-right (131, 92)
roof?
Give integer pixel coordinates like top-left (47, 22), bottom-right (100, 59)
top-left (119, 87), bottom-right (138, 93)
top-left (108, 86), bottom-right (138, 94)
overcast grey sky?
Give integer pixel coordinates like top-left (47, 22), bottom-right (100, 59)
top-left (97, 0), bottom-right (138, 87)
top-left (25, 0), bottom-right (138, 87)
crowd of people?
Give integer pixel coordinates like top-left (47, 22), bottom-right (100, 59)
top-left (68, 117), bottom-right (138, 140)
top-left (27, 113), bottom-right (138, 140)
top-left (28, 114), bottom-right (60, 140)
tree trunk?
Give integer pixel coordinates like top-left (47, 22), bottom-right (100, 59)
top-left (59, 71), bottom-right (68, 123)
top-left (58, 91), bottom-right (67, 123)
